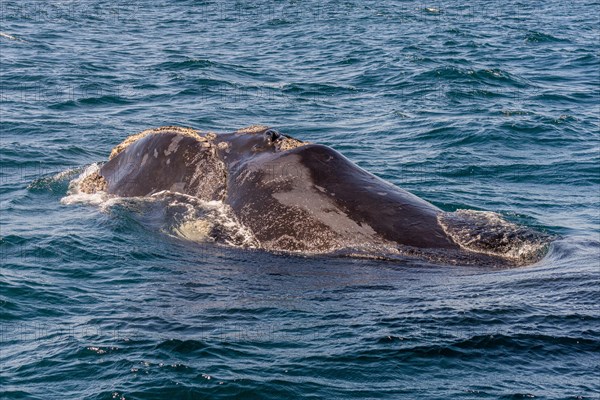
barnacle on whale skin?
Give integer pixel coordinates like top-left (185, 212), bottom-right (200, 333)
top-left (109, 126), bottom-right (208, 160)
top-left (78, 171), bottom-right (108, 194)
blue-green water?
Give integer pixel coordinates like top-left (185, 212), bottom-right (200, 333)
top-left (1, 1), bottom-right (599, 398)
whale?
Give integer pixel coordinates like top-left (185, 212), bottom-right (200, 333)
top-left (78, 125), bottom-right (549, 266)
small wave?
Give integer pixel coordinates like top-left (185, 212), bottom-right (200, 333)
top-left (155, 338), bottom-right (208, 353)
top-left (0, 32), bottom-right (25, 42)
top-left (362, 333), bottom-right (598, 362)
top-left (438, 210), bottom-right (551, 264)
top-left (76, 95), bottom-right (132, 107)
top-left (265, 17), bottom-right (294, 27)
top-left (281, 82), bottom-right (357, 96)
top-left (28, 166), bottom-right (83, 193)
top-left (525, 31), bottom-right (567, 43)
top-left (413, 66), bottom-right (526, 87)
top-left (154, 58), bottom-right (215, 71)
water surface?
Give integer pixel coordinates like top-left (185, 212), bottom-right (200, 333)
top-left (1, 1), bottom-right (599, 398)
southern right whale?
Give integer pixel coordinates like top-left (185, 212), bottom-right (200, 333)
top-left (77, 125), bottom-right (549, 266)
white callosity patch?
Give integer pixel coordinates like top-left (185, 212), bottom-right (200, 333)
top-left (235, 125), bottom-right (270, 134)
top-left (438, 209), bottom-right (550, 264)
top-left (164, 135), bottom-right (184, 156)
top-left (109, 126), bottom-right (205, 160)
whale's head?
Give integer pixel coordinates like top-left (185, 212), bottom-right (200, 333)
top-left (86, 127), bottom-right (227, 199)
top-left (79, 126), bottom-right (307, 199)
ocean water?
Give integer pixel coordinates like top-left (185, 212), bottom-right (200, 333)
top-left (1, 0), bottom-right (599, 398)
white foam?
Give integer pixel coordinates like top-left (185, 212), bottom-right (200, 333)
top-left (1, 32), bottom-right (25, 42)
top-left (60, 163), bottom-right (112, 206)
top-left (61, 166), bottom-right (258, 248)
top-left (151, 191), bottom-right (259, 248)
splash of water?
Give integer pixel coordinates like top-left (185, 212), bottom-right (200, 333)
top-left (61, 166), bottom-right (258, 248)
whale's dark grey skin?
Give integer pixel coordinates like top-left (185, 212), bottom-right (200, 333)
top-left (80, 125), bottom-right (548, 265)
top-left (213, 131), bottom-right (458, 253)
